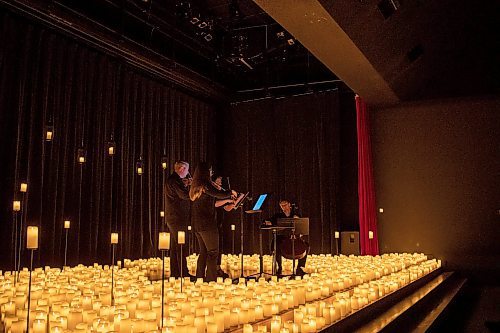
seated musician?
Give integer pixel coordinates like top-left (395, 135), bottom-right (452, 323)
top-left (264, 199), bottom-right (308, 276)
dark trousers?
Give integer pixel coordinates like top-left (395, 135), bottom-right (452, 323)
top-left (195, 229), bottom-right (219, 282)
top-left (167, 223), bottom-right (189, 278)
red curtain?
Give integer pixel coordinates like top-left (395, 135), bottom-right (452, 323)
top-left (356, 95), bottom-right (379, 255)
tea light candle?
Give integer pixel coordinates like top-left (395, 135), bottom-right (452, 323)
top-left (64, 220), bottom-right (71, 229)
top-left (27, 226), bottom-right (39, 249)
top-left (158, 232), bottom-right (170, 250)
top-left (20, 183), bottom-right (28, 192)
top-left (13, 200), bottom-right (21, 211)
top-left (111, 233), bottom-right (118, 244)
top-left (178, 231), bottom-right (185, 245)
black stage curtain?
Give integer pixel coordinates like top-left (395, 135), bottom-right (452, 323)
top-left (219, 91), bottom-right (340, 256)
top-left (0, 11), bottom-right (217, 269)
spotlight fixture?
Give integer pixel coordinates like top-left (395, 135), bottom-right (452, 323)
top-left (136, 157), bottom-right (144, 175)
top-left (45, 124), bottom-right (54, 141)
top-left (77, 148), bottom-right (86, 164)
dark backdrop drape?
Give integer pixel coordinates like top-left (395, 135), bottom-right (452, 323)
top-left (218, 91), bottom-right (340, 255)
top-left (0, 10), bottom-right (217, 269)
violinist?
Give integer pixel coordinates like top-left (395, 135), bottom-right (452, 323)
top-left (267, 199), bottom-right (308, 276)
top-left (164, 161), bottom-right (191, 278)
top-left (189, 163), bottom-right (236, 281)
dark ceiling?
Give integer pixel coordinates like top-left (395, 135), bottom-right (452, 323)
top-left (51, 0), bottom-right (339, 96)
top-left (3, 0), bottom-right (498, 104)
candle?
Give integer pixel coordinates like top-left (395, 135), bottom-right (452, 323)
top-left (178, 231), bottom-right (185, 244)
top-left (369, 231), bottom-right (374, 239)
top-left (13, 200), bottom-right (21, 211)
top-left (334, 231), bottom-right (339, 239)
top-left (27, 226), bottom-right (39, 249)
top-left (20, 183), bottom-right (28, 192)
top-left (188, 225), bottom-right (192, 231)
top-left (64, 220), bottom-right (71, 229)
top-left (271, 319), bottom-right (281, 333)
top-left (162, 161), bottom-right (167, 169)
top-left (46, 130), bottom-right (53, 141)
top-left (231, 225), bottom-right (235, 231)
top-left (160, 211), bottom-right (165, 217)
top-left (111, 233), bottom-right (118, 244)
top-left (158, 232), bottom-right (170, 250)
top-left (108, 146), bottom-right (115, 155)
top-left (78, 156), bottom-right (85, 163)
top-left (33, 318), bottom-right (46, 333)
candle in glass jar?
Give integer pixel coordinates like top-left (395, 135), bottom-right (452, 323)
top-left (13, 200), bottom-right (21, 212)
top-left (334, 231), bottom-right (339, 239)
top-left (369, 231), bottom-right (374, 239)
top-left (158, 232), bottom-right (170, 250)
top-left (111, 233), bottom-right (118, 244)
top-left (27, 226), bottom-right (39, 249)
top-left (178, 231), bottom-right (185, 244)
top-left (231, 225), bottom-right (235, 231)
top-left (64, 220), bottom-right (70, 229)
top-left (20, 183), bottom-right (28, 193)
top-left (160, 211), bottom-right (165, 217)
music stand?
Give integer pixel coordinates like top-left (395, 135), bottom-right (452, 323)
top-left (230, 192), bottom-right (249, 280)
top-left (231, 193), bottom-right (269, 281)
top-left (277, 218), bottom-right (309, 276)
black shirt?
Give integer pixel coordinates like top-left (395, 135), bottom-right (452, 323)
top-left (191, 184), bottom-right (232, 232)
top-left (164, 172), bottom-right (190, 226)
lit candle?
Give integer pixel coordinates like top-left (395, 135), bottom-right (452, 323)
top-left (231, 225), bottom-right (235, 231)
top-left (46, 130), bottom-right (53, 141)
top-left (108, 146), bottom-right (115, 155)
top-left (334, 231), bottom-right (339, 239)
top-left (158, 232), bottom-right (170, 250)
top-left (20, 183), bottom-right (28, 192)
top-left (64, 220), bottom-right (71, 229)
top-left (160, 211), bottom-right (165, 217)
top-left (137, 167), bottom-right (143, 175)
top-left (13, 200), bottom-right (21, 211)
top-left (178, 231), bottom-right (185, 244)
top-left (369, 231), bottom-right (374, 239)
top-left (27, 226), bottom-right (39, 249)
top-left (78, 156), bottom-right (85, 163)
top-left (188, 225), bottom-right (192, 231)
top-left (111, 233), bottom-right (118, 244)
top-left (162, 161), bottom-right (167, 169)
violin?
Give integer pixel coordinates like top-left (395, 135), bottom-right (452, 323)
top-left (211, 177), bottom-right (238, 211)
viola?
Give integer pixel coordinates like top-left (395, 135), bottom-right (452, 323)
top-left (280, 234), bottom-right (309, 260)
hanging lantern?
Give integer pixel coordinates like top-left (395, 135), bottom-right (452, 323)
top-left (107, 140), bottom-right (116, 156)
top-left (45, 124), bottom-right (54, 141)
top-left (161, 156), bottom-right (168, 170)
top-left (136, 157), bottom-right (144, 175)
top-left (77, 148), bottom-right (86, 164)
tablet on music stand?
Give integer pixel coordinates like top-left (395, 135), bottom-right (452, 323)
top-left (245, 193), bottom-right (268, 213)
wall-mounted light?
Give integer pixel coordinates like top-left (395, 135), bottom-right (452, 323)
top-left (45, 124), bottom-right (54, 141)
top-left (136, 157), bottom-right (144, 175)
top-left (77, 148), bottom-right (86, 164)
